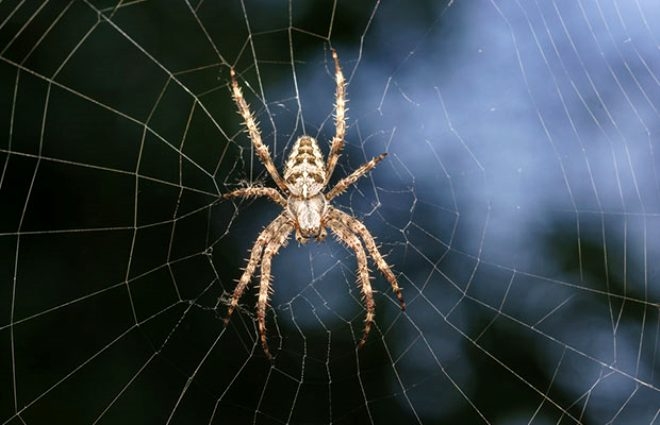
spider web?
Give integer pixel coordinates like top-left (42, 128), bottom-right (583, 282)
top-left (1, 0), bottom-right (659, 423)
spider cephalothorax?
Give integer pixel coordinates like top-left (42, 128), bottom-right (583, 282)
top-left (223, 49), bottom-right (405, 359)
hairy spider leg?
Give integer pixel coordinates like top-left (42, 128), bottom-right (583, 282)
top-left (328, 218), bottom-right (376, 347)
top-left (257, 222), bottom-right (294, 359)
top-left (325, 48), bottom-right (347, 184)
top-left (329, 207), bottom-right (406, 311)
top-left (223, 186), bottom-right (287, 207)
top-left (326, 153), bottom-right (388, 201)
top-left (224, 212), bottom-right (290, 324)
top-left (230, 68), bottom-right (288, 193)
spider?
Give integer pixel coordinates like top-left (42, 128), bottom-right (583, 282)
top-left (223, 49), bottom-right (405, 359)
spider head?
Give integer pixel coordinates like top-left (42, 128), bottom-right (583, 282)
top-left (288, 193), bottom-right (328, 243)
top-left (295, 227), bottom-right (327, 244)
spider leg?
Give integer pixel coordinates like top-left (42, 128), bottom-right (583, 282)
top-left (325, 48), bottom-right (347, 185)
top-left (257, 222), bottom-right (294, 359)
top-left (223, 186), bottom-right (287, 207)
top-left (230, 68), bottom-right (288, 193)
top-left (327, 219), bottom-right (375, 348)
top-left (325, 153), bottom-right (388, 201)
top-left (224, 212), bottom-right (290, 324)
top-left (328, 207), bottom-right (406, 311)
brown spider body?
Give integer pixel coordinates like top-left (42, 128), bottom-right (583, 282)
top-left (223, 50), bottom-right (405, 359)
top-left (284, 136), bottom-right (329, 241)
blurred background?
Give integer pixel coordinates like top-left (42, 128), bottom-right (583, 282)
top-left (0, 1), bottom-right (659, 424)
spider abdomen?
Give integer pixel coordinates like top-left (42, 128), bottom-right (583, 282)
top-left (284, 136), bottom-right (326, 198)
